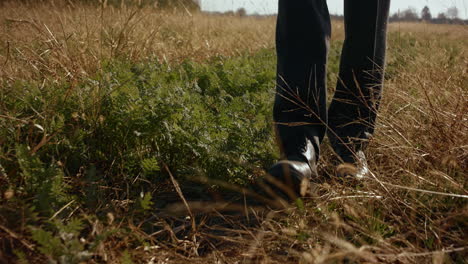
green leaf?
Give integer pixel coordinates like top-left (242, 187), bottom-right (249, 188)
top-left (30, 227), bottom-right (63, 257)
top-left (139, 192), bottom-right (153, 211)
top-left (121, 250), bottom-right (134, 264)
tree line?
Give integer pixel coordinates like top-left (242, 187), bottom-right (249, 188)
top-left (389, 6), bottom-right (466, 25)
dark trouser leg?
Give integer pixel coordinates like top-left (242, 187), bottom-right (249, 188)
top-left (328, 0), bottom-right (390, 163)
top-left (268, 0), bottom-right (331, 197)
top-left (274, 0), bottom-right (331, 163)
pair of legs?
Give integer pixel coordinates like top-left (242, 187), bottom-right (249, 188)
top-left (269, 0), bottom-right (391, 195)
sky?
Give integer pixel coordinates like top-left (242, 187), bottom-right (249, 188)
top-left (200, 0), bottom-right (468, 19)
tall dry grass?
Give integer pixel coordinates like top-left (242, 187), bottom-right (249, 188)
top-left (0, 0), bottom-right (275, 83)
top-left (0, 1), bottom-right (467, 263)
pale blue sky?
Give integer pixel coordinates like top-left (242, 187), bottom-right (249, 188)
top-left (200, 0), bottom-right (468, 19)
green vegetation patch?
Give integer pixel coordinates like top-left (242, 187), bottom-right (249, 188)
top-left (1, 49), bottom-right (278, 212)
top-left (0, 49), bottom-right (281, 262)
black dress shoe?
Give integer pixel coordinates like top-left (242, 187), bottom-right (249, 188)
top-left (266, 140), bottom-right (318, 200)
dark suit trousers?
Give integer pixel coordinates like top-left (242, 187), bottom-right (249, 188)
top-left (274, 0), bottom-right (391, 163)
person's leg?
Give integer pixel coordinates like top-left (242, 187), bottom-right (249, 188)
top-left (328, 0), bottom-right (391, 164)
top-left (269, 0), bottom-right (331, 197)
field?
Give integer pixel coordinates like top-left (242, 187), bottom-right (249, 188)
top-left (0, 1), bottom-right (467, 263)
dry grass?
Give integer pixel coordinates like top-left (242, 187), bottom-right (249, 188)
top-left (0, 1), bottom-right (275, 83)
top-left (0, 1), bottom-right (467, 263)
top-left (388, 21), bottom-right (468, 38)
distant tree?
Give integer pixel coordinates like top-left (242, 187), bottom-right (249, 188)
top-left (236, 7), bottom-right (247, 17)
top-left (446, 6), bottom-right (459, 19)
top-left (437, 12), bottom-right (447, 20)
top-left (421, 6), bottom-right (432, 21)
top-left (400, 7), bottom-right (419, 21)
top-left (390, 12), bottom-right (399, 21)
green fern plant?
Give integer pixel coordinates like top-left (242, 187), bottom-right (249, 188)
top-left (16, 145), bottom-right (70, 215)
top-left (30, 218), bottom-right (91, 264)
